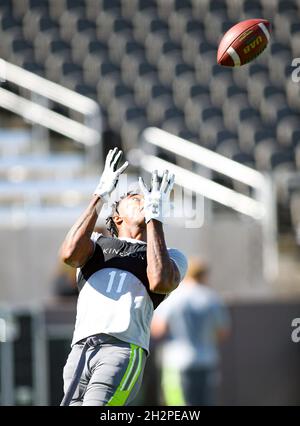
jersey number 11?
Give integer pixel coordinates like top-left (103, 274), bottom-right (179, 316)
top-left (106, 271), bottom-right (127, 293)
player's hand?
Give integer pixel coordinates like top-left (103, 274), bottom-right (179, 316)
top-left (94, 148), bottom-right (129, 201)
top-left (139, 170), bottom-right (175, 224)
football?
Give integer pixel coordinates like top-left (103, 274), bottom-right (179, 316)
top-left (217, 19), bottom-right (271, 67)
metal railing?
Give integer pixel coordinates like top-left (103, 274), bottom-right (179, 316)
top-left (0, 59), bottom-right (102, 161)
top-left (140, 127), bottom-right (278, 283)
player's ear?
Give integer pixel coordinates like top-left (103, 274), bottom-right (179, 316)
top-left (113, 214), bottom-right (123, 226)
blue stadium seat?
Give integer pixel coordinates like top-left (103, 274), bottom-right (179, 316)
top-left (191, 0), bottom-right (210, 18)
top-left (133, 12), bottom-right (168, 43)
top-left (132, 72), bottom-right (156, 104)
top-left (215, 138), bottom-right (239, 159)
top-left (277, 116), bottom-right (300, 148)
top-left (168, 11), bottom-right (192, 42)
top-left (125, 106), bottom-right (146, 122)
top-left (178, 129), bottom-right (198, 143)
top-left (146, 95), bottom-right (173, 126)
top-left (114, 83), bottom-right (133, 100)
top-left (204, 11), bottom-right (228, 46)
top-left (278, 0), bottom-right (297, 14)
top-left (0, 0), bottom-right (12, 14)
top-left (60, 13), bottom-right (96, 42)
top-left (74, 83), bottom-right (96, 99)
top-left (254, 138), bottom-right (277, 170)
top-left (259, 86), bottom-right (286, 124)
top-left (23, 13), bottom-right (59, 42)
top-left (270, 149), bottom-right (295, 171)
top-left (232, 152), bottom-right (255, 167)
top-left (34, 34), bottom-right (71, 63)
top-left (96, 11), bottom-right (119, 41)
top-left (96, 74), bottom-right (120, 106)
top-left (22, 60), bottom-right (45, 75)
top-left (181, 32), bottom-right (204, 66)
top-left (261, 0), bottom-right (278, 18)
top-left (172, 74), bottom-right (195, 108)
top-left (157, 52), bottom-right (183, 85)
top-left (0, 0), bottom-right (300, 174)
top-left (72, 36), bottom-right (107, 65)
top-left (0, 12), bottom-right (21, 32)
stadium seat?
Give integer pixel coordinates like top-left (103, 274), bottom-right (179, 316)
top-left (60, 12), bottom-right (96, 42)
top-left (181, 31), bottom-right (204, 66)
top-left (259, 86), bottom-right (286, 124)
top-left (268, 44), bottom-right (292, 86)
top-left (254, 138), bottom-right (277, 170)
top-left (222, 96), bottom-right (250, 133)
top-left (71, 35), bottom-right (107, 65)
top-left (277, 116), bottom-right (300, 148)
top-left (84, 54), bottom-right (119, 85)
top-left (261, 0), bottom-right (278, 17)
top-left (49, 0), bottom-right (85, 20)
top-left (157, 52), bottom-right (183, 85)
top-left (232, 152), bottom-right (255, 167)
top-left (96, 74), bottom-right (119, 106)
top-left (120, 118), bottom-right (147, 152)
top-left (92, 0), bottom-right (121, 15)
top-left (270, 149), bottom-right (295, 172)
top-left (172, 74), bottom-right (195, 108)
top-left (286, 78), bottom-right (300, 112)
top-left (184, 96), bottom-right (213, 133)
top-left (156, 0), bottom-right (176, 19)
top-left (96, 11), bottom-right (119, 42)
top-left (133, 12), bottom-right (168, 43)
top-left (144, 32), bottom-right (167, 65)
top-left (178, 129), bottom-right (198, 144)
top-left (162, 116), bottom-right (187, 137)
top-left (23, 12), bottom-right (59, 42)
top-left (0, 12), bottom-right (21, 34)
top-left (146, 95), bottom-right (173, 126)
top-left (199, 120), bottom-right (226, 150)
top-left (215, 138), bottom-right (240, 159)
top-left (1, 0), bottom-right (300, 177)
top-left (35, 37), bottom-right (71, 63)
top-left (225, 0), bottom-right (243, 21)
top-left (133, 73), bottom-right (160, 106)
top-left (191, 0), bottom-right (210, 18)
top-left (294, 143), bottom-right (300, 170)
top-left (168, 11), bottom-right (191, 43)
top-left (292, 35), bottom-right (300, 62)
top-left (108, 32), bottom-right (131, 65)
top-left (242, 0), bottom-right (263, 19)
top-left (204, 12), bottom-right (228, 46)
top-left (22, 60), bottom-right (45, 76)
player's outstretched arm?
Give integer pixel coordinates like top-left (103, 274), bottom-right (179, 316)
top-left (139, 170), bottom-right (180, 294)
top-left (60, 148), bottom-right (128, 268)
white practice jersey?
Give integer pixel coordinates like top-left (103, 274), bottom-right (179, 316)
top-left (71, 233), bottom-right (188, 353)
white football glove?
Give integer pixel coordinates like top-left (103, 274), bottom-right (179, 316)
top-left (138, 170), bottom-right (175, 224)
top-left (94, 148), bottom-right (129, 201)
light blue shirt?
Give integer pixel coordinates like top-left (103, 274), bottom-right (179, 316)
top-left (154, 282), bottom-right (230, 369)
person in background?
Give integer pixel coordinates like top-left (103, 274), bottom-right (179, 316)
top-left (151, 257), bottom-right (230, 406)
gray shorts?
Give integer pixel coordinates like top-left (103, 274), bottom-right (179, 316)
top-left (62, 334), bottom-right (147, 406)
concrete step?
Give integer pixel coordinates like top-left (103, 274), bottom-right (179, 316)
top-left (0, 153), bottom-right (86, 180)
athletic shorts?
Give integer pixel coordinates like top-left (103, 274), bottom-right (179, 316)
top-left (61, 333), bottom-right (147, 406)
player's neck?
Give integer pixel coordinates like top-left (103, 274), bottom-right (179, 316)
top-left (118, 226), bottom-right (147, 242)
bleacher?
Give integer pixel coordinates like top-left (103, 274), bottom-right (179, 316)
top-left (0, 0), bottom-right (297, 163)
top-left (0, 0), bottom-right (300, 234)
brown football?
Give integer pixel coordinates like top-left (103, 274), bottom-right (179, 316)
top-left (217, 19), bottom-right (271, 67)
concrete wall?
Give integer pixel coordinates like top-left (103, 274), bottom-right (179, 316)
top-left (0, 214), bottom-right (266, 304)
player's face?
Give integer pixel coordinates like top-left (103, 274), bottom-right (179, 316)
top-left (116, 194), bottom-right (145, 227)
